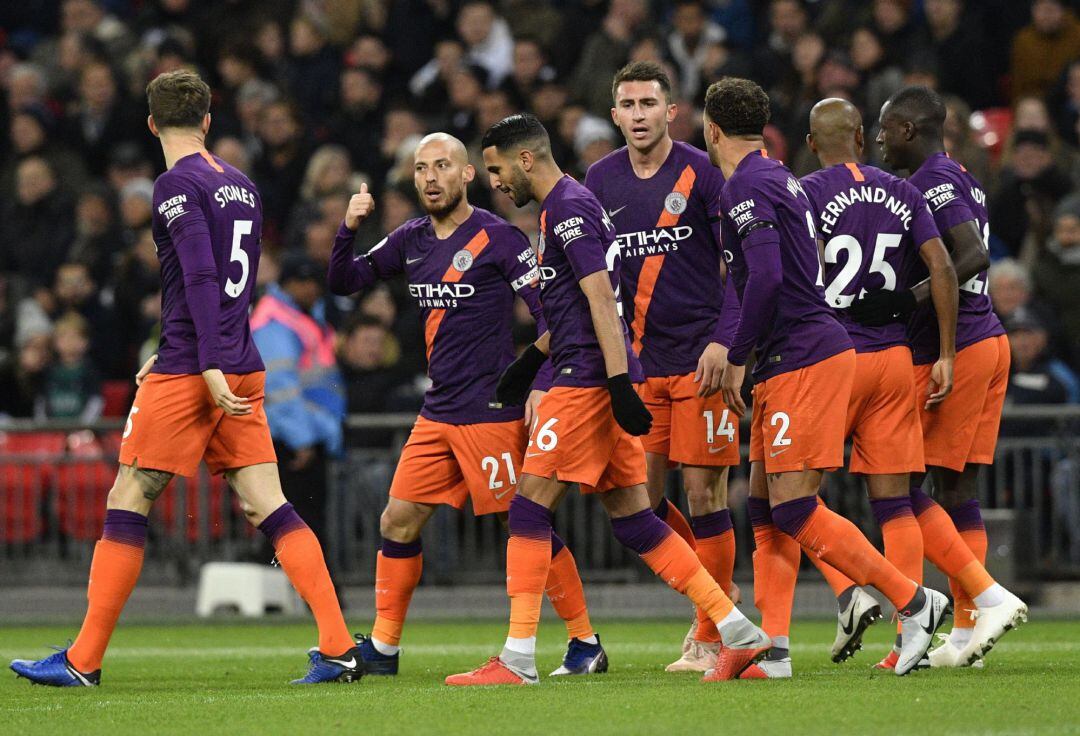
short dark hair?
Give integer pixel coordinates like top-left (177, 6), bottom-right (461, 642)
top-left (146, 70), bottom-right (211, 129)
top-left (704, 77), bottom-right (770, 137)
top-left (481, 112), bottom-right (551, 155)
top-left (884, 85), bottom-right (946, 131)
top-left (611, 60), bottom-right (672, 103)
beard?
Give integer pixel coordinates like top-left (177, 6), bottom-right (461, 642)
top-left (509, 165), bottom-right (533, 207)
top-left (423, 186), bottom-right (464, 218)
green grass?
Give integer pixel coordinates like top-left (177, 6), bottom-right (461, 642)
top-left (1, 619), bottom-right (1077, 735)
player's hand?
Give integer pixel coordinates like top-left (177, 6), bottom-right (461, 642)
top-left (607, 373), bottom-right (652, 436)
top-left (202, 368), bottom-right (252, 415)
top-left (524, 389), bottom-right (546, 427)
top-left (344, 183), bottom-right (375, 231)
top-left (289, 446), bottom-right (316, 471)
top-left (496, 345), bottom-right (547, 406)
top-left (135, 354), bottom-right (157, 386)
top-left (694, 342), bottom-right (729, 398)
top-left (720, 360), bottom-right (747, 418)
top-left (925, 355), bottom-right (955, 409)
top-left (846, 289), bottom-right (917, 326)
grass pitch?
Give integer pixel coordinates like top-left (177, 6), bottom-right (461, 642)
top-left (1, 618), bottom-right (1077, 735)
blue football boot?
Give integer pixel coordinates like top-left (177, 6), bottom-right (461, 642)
top-left (10, 647), bottom-right (100, 687)
top-left (549, 636), bottom-right (608, 676)
top-left (354, 633), bottom-right (399, 675)
top-left (290, 645), bottom-right (365, 685)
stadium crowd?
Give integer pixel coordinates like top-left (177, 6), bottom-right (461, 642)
top-left (2, 0), bottom-right (1080, 433)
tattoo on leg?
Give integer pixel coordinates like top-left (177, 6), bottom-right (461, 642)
top-left (126, 463), bottom-right (173, 501)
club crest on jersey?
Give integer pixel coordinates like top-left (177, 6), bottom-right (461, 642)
top-left (452, 249), bottom-right (474, 272)
top-left (664, 191), bottom-right (688, 215)
top-left (537, 232), bottom-right (546, 256)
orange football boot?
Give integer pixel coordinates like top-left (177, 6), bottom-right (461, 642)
top-left (445, 657), bottom-right (538, 686)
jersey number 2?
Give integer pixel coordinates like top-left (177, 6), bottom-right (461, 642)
top-left (225, 220), bottom-right (253, 298)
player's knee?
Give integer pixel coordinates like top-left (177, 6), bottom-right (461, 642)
top-left (380, 506), bottom-right (421, 542)
top-left (105, 475), bottom-right (152, 514)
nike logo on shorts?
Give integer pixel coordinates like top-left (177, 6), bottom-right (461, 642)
top-left (494, 488), bottom-right (513, 500)
top-left (708, 446), bottom-right (727, 454)
top-left (770, 447), bottom-right (789, 458)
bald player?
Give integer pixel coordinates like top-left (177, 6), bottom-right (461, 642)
top-left (851, 86), bottom-right (1028, 668)
top-left (327, 133), bottom-right (606, 678)
top-left (772, 98), bottom-right (956, 674)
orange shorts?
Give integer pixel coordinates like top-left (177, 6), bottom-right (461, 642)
top-left (119, 372), bottom-right (277, 477)
top-left (916, 334), bottom-right (1010, 471)
top-left (750, 350), bottom-right (856, 473)
top-left (521, 386), bottom-right (647, 493)
top-left (637, 373), bottom-right (740, 467)
top-left (846, 346), bottom-right (925, 475)
top-left (388, 416), bottom-right (527, 516)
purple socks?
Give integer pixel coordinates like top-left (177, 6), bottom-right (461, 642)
top-left (257, 502), bottom-right (308, 546)
top-left (770, 496), bottom-right (818, 538)
top-left (102, 509), bottom-right (148, 548)
top-left (382, 537), bottom-right (422, 558)
top-left (508, 494), bottom-right (553, 540)
top-left (611, 508), bottom-right (671, 555)
top-left (692, 508), bottom-right (733, 539)
top-left (870, 496), bottom-right (914, 526)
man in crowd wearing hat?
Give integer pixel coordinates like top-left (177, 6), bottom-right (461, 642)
top-left (252, 254), bottom-right (346, 560)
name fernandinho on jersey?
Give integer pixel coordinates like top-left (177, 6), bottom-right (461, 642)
top-left (817, 186), bottom-right (914, 236)
top-left (213, 184), bottom-right (257, 209)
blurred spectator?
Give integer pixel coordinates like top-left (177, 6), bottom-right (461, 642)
top-left (0, 332), bottom-right (51, 419)
top-left (1, 156), bottom-right (76, 288)
top-left (285, 12), bottom-right (340, 123)
top-left (990, 258), bottom-right (1067, 360)
top-left (920, 0), bottom-right (994, 109)
top-left (52, 261), bottom-right (120, 378)
top-left (850, 26), bottom-right (903, 125)
top-left (68, 185), bottom-right (122, 283)
top-left (329, 67), bottom-right (384, 178)
top-left (1032, 195), bottom-right (1080, 371)
top-left (990, 129), bottom-right (1073, 257)
top-left (2, 105), bottom-right (88, 201)
top-left (1004, 307), bottom-right (1079, 405)
top-left (64, 60), bottom-right (145, 175)
top-left (572, 0), bottom-right (650, 116)
top-left (252, 100), bottom-right (311, 242)
top-left (501, 37), bottom-right (556, 108)
top-left (941, 95), bottom-right (991, 188)
top-left (666, 0), bottom-right (727, 101)
top-left (1010, 0), bottom-right (1080, 102)
top-left (112, 227), bottom-right (160, 367)
top-left (338, 313), bottom-right (411, 448)
top-left (753, 0), bottom-right (810, 97)
top-left (251, 254), bottom-right (345, 551)
top-left (40, 311), bottom-right (103, 421)
top-left (457, 1), bottom-right (514, 87)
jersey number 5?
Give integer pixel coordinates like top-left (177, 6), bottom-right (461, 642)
top-left (225, 220), bottom-right (253, 298)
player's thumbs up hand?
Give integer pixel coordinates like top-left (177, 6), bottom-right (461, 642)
top-left (345, 182), bottom-right (376, 231)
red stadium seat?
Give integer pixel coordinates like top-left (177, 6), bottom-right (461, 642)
top-left (970, 107), bottom-right (1014, 162)
top-left (0, 463), bottom-right (47, 543)
top-left (101, 380), bottom-right (133, 418)
top-left (54, 461), bottom-right (116, 540)
top-left (0, 431), bottom-right (67, 456)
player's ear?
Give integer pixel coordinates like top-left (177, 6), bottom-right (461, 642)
top-left (855, 125), bottom-right (865, 156)
top-left (147, 115), bottom-right (159, 138)
top-left (904, 121), bottom-right (916, 141)
top-left (202, 113), bottom-right (211, 135)
top-left (463, 163), bottom-right (476, 184)
top-left (519, 148), bottom-right (534, 172)
top-left (610, 106), bottom-right (618, 127)
top-left (806, 132), bottom-right (816, 155)
top-left (666, 102), bottom-right (677, 123)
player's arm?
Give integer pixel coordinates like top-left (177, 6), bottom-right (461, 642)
top-left (938, 219), bottom-right (989, 283)
top-left (327, 184), bottom-right (398, 295)
top-left (697, 196), bottom-right (733, 398)
top-left (500, 230), bottom-right (553, 421)
top-left (721, 225), bottom-right (783, 416)
top-left (165, 178), bottom-right (249, 415)
top-left (916, 236), bottom-right (958, 407)
top-left (579, 270), bottom-right (651, 435)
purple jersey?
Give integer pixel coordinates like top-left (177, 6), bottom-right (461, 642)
top-left (719, 150), bottom-right (852, 382)
top-left (801, 162), bottom-right (941, 353)
top-left (585, 142), bottom-right (729, 377)
top-left (907, 152), bottom-right (1004, 364)
top-left (151, 151), bottom-right (264, 375)
top-left (328, 207), bottom-right (547, 424)
top-left (538, 176), bottom-right (643, 387)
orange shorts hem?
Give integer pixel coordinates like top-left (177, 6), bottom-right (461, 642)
top-left (388, 416), bottom-right (527, 516)
top-left (846, 346), bottom-right (925, 475)
top-left (916, 334), bottom-right (1009, 472)
top-left (521, 387), bottom-right (647, 493)
top-left (637, 374), bottom-right (740, 467)
top-left (118, 372), bottom-right (277, 477)
top-left (749, 350), bottom-right (855, 473)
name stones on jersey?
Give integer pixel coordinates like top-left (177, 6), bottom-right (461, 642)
top-left (452, 249), bottom-right (474, 272)
top-left (664, 191), bottom-right (688, 215)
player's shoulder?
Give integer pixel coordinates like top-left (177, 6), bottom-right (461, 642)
top-left (548, 176), bottom-right (604, 219)
top-left (909, 152), bottom-right (963, 191)
top-left (588, 146), bottom-right (630, 177)
top-left (471, 206), bottom-right (529, 244)
top-left (671, 140), bottom-right (711, 168)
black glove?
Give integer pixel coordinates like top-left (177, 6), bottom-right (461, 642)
top-left (846, 289), bottom-right (917, 327)
top-left (607, 373), bottom-right (653, 436)
top-left (495, 345), bottom-right (547, 406)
